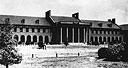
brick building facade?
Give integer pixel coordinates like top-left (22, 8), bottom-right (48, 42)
top-left (0, 10), bottom-right (123, 45)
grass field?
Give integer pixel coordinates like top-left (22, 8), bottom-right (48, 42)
top-left (0, 44), bottom-right (128, 68)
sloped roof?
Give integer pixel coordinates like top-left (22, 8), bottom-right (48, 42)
top-left (120, 24), bottom-right (128, 30)
top-left (81, 20), bottom-right (120, 29)
top-left (0, 15), bottom-right (50, 26)
top-left (51, 16), bottom-right (80, 23)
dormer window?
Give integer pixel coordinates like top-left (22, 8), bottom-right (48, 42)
top-left (107, 24), bottom-right (112, 27)
top-left (21, 19), bottom-right (25, 23)
top-left (98, 23), bottom-right (102, 27)
top-left (73, 22), bottom-right (79, 24)
top-left (35, 20), bottom-right (39, 24)
top-left (90, 23), bottom-right (92, 26)
top-left (5, 18), bottom-right (10, 23)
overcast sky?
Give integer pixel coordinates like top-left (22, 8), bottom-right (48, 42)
top-left (0, 0), bottom-right (128, 25)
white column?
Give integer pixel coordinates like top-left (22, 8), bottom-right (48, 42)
top-left (84, 28), bottom-right (85, 43)
top-left (101, 36), bottom-right (103, 42)
top-left (86, 28), bottom-right (88, 43)
top-left (98, 36), bottom-right (99, 42)
top-left (60, 27), bottom-right (62, 43)
top-left (78, 28), bottom-right (80, 43)
top-left (72, 27), bottom-right (74, 43)
top-left (67, 27), bottom-right (68, 38)
top-left (37, 36), bottom-right (39, 42)
top-left (25, 35), bottom-right (27, 43)
top-left (31, 35), bottom-right (33, 42)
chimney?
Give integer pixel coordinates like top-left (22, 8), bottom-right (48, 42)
top-left (108, 19), bottom-right (111, 22)
top-left (72, 12), bottom-right (79, 19)
top-left (111, 18), bottom-right (115, 24)
top-left (45, 10), bottom-right (51, 18)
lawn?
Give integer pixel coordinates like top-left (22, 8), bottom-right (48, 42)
top-left (0, 44), bottom-right (128, 68)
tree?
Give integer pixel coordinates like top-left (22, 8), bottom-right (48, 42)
top-left (0, 20), bottom-right (22, 68)
top-left (98, 42), bottom-right (125, 61)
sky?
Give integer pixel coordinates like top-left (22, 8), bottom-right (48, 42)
top-left (0, 0), bottom-right (128, 25)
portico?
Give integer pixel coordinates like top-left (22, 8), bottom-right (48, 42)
top-left (59, 24), bottom-right (90, 43)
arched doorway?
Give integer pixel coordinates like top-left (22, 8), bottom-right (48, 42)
top-left (103, 37), bottom-right (106, 42)
top-left (116, 37), bottom-right (118, 41)
top-left (39, 36), bottom-right (43, 42)
top-left (99, 36), bottom-right (102, 43)
top-left (112, 37), bottom-right (114, 42)
top-left (33, 35), bottom-right (37, 42)
top-left (95, 37), bottom-right (98, 42)
top-left (14, 35), bottom-right (18, 41)
top-left (26, 35), bottom-right (31, 45)
top-left (21, 35), bottom-right (25, 42)
top-left (108, 37), bottom-right (110, 42)
top-left (45, 36), bottom-right (49, 44)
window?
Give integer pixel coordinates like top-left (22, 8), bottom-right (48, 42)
top-left (107, 24), bottom-right (112, 27)
top-left (91, 30), bottom-right (94, 34)
top-left (32, 28), bottom-right (34, 32)
top-left (100, 30), bottom-right (102, 34)
top-left (35, 20), bottom-right (39, 24)
top-left (37, 28), bottom-right (40, 32)
top-left (5, 18), bottom-right (10, 23)
top-left (98, 23), bottom-right (102, 27)
top-left (20, 28), bottom-right (23, 32)
top-left (104, 31), bottom-right (106, 34)
top-left (14, 27), bottom-right (17, 32)
top-left (95, 30), bottom-right (98, 34)
top-left (21, 19), bottom-right (25, 23)
top-left (26, 28), bottom-right (29, 32)
top-left (43, 28), bottom-right (46, 33)
top-left (111, 31), bottom-right (113, 34)
top-left (90, 23), bottom-right (92, 26)
top-left (115, 31), bottom-right (117, 34)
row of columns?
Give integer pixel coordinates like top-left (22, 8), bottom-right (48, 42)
top-left (60, 27), bottom-right (88, 43)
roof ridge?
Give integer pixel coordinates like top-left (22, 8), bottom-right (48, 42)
top-left (51, 15), bottom-right (73, 18)
top-left (81, 19), bottom-right (108, 22)
top-left (0, 15), bottom-right (45, 18)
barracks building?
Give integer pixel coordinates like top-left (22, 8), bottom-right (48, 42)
top-left (0, 10), bottom-right (123, 45)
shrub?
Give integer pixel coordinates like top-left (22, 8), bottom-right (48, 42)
top-left (98, 48), bottom-right (111, 59)
top-left (98, 42), bottom-right (125, 61)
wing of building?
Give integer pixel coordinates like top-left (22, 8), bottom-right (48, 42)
top-left (0, 10), bottom-right (123, 45)
top-left (0, 15), bottom-right (51, 45)
top-left (120, 24), bottom-right (128, 43)
top-left (81, 19), bottom-right (122, 44)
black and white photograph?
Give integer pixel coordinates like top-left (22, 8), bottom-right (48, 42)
top-left (0, 0), bottom-right (128, 68)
